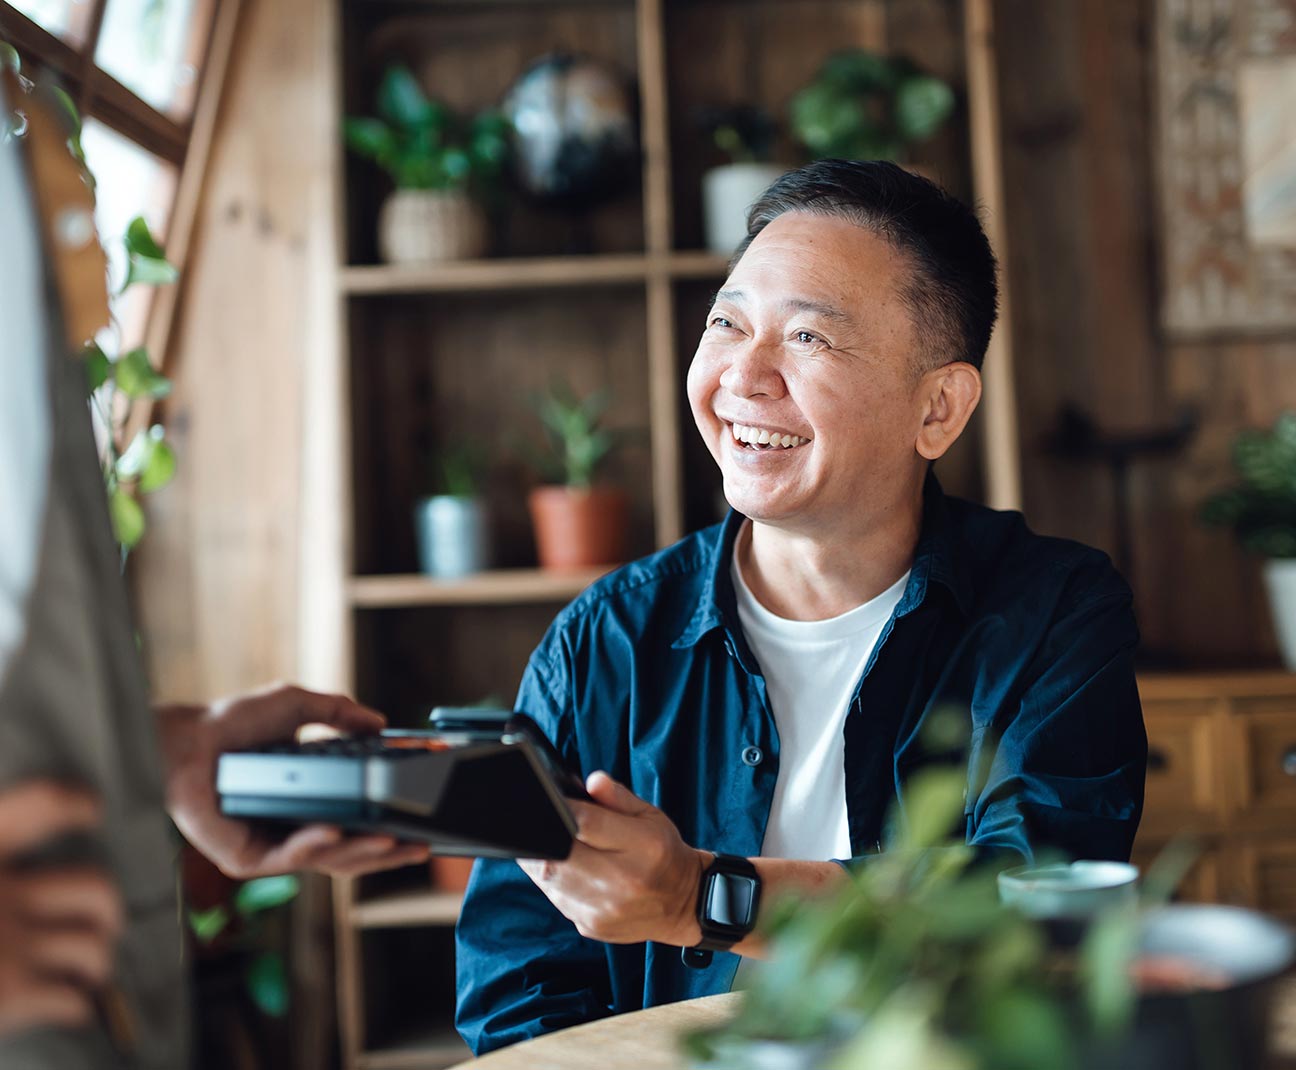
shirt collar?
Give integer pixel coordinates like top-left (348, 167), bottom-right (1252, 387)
top-left (672, 471), bottom-right (972, 653)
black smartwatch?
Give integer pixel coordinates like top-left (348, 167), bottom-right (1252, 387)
top-left (681, 853), bottom-right (761, 968)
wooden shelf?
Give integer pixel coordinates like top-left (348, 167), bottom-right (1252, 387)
top-left (352, 889), bottom-right (463, 929)
top-left (338, 251), bottom-right (728, 295)
top-left (348, 567), bottom-right (612, 607)
top-left (357, 1025), bottom-right (469, 1070)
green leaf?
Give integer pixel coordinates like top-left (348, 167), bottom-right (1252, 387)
top-left (898, 767), bottom-right (967, 850)
top-left (1, 41), bottom-right (21, 73)
top-left (343, 117), bottom-right (397, 165)
top-left (109, 486), bottom-right (146, 549)
top-left (187, 904), bottom-right (230, 944)
top-left (377, 66), bottom-right (432, 131)
top-left (124, 215), bottom-right (166, 261)
top-left (235, 874), bottom-right (299, 916)
top-left (123, 253), bottom-right (179, 290)
top-left (117, 426), bottom-right (175, 493)
top-left (980, 988), bottom-right (1076, 1070)
top-left (1078, 905), bottom-right (1138, 1035)
top-left (138, 437), bottom-right (175, 493)
top-left (83, 342), bottom-right (111, 394)
top-left (113, 347), bottom-right (171, 400)
top-left (48, 85), bottom-right (81, 138)
top-left (896, 76), bottom-right (955, 142)
top-left (245, 951), bottom-right (290, 1018)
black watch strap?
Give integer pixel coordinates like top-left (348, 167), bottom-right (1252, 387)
top-left (681, 853), bottom-right (761, 969)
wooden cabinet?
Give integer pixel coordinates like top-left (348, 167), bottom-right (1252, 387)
top-left (310, 1), bottom-right (1010, 1065)
top-left (1134, 673), bottom-right (1296, 922)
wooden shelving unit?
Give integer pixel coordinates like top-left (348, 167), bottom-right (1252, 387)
top-left (310, 1), bottom-right (1010, 1066)
top-left (347, 568), bottom-right (609, 608)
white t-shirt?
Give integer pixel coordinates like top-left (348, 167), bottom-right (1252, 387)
top-left (731, 536), bottom-right (909, 864)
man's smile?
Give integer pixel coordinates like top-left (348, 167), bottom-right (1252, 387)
top-left (726, 422), bottom-right (812, 451)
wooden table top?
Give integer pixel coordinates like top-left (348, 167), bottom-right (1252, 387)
top-left (447, 992), bottom-right (742, 1070)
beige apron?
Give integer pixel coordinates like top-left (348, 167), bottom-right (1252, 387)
top-left (0, 72), bottom-right (190, 1070)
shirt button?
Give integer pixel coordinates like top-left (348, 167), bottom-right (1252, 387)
top-left (741, 746), bottom-right (763, 767)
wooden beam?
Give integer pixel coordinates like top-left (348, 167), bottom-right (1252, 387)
top-left (964, 0), bottom-right (1022, 512)
top-left (125, 0), bottom-right (241, 446)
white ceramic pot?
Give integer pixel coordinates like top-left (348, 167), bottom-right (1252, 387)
top-left (702, 162), bottom-right (786, 256)
top-left (378, 189), bottom-right (487, 264)
top-left (1263, 559), bottom-right (1296, 670)
top-left (414, 496), bottom-right (488, 579)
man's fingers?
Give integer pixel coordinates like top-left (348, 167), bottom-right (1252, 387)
top-left (569, 800), bottom-right (639, 852)
top-left (0, 782), bottom-right (101, 858)
top-left (584, 772), bottom-right (653, 817)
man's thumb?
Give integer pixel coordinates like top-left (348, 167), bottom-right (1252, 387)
top-left (584, 771), bottom-right (652, 817)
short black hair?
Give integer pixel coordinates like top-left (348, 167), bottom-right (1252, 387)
top-left (733, 159), bottom-right (999, 372)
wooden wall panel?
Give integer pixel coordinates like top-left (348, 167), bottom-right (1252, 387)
top-left (994, 0), bottom-right (1296, 666)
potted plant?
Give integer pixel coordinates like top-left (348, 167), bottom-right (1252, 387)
top-left (686, 755), bottom-right (1293, 1070)
top-left (789, 50), bottom-right (955, 167)
top-left (344, 65), bottom-right (511, 264)
top-left (413, 444), bottom-right (490, 579)
top-left (696, 104), bottom-right (784, 256)
top-left (526, 382), bottom-right (627, 570)
top-left (1201, 412), bottom-right (1296, 669)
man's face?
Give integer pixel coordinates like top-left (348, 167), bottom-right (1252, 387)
top-left (687, 211), bottom-right (931, 534)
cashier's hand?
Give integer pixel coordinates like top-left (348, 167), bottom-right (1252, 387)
top-left (158, 684), bottom-right (431, 879)
top-left (519, 772), bottom-right (708, 947)
top-left (0, 781), bottom-right (122, 1036)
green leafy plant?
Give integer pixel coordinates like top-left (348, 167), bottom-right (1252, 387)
top-left (790, 50), bottom-right (955, 163)
top-left (188, 875), bottom-right (300, 1018)
top-left (697, 104), bottom-right (777, 165)
top-left (686, 723), bottom-right (1150, 1070)
top-left (85, 218), bottom-right (179, 555)
top-left (1201, 412), bottom-right (1296, 558)
top-left (531, 381), bottom-right (619, 490)
top-left (3, 43), bottom-right (177, 556)
top-left (426, 441), bottom-right (486, 499)
top-left (344, 65), bottom-right (511, 198)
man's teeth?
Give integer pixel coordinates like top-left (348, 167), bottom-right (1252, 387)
top-left (730, 423), bottom-right (809, 449)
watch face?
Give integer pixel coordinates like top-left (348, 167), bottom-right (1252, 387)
top-left (706, 872), bottom-right (758, 928)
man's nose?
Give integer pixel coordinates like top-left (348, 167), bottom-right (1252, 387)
top-left (717, 337), bottom-right (785, 399)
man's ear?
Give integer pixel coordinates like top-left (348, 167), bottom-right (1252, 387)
top-left (915, 362), bottom-right (982, 462)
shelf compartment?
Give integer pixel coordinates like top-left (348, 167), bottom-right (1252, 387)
top-left (352, 889), bottom-right (464, 929)
top-left (348, 567), bottom-right (610, 607)
top-left (339, 251), bottom-right (729, 295)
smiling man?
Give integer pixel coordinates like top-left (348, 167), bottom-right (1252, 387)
top-left (455, 160), bottom-right (1147, 1054)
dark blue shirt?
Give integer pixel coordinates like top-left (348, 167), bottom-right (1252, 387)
top-left (455, 477), bottom-right (1146, 1054)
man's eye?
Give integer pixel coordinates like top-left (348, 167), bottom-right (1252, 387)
top-left (709, 316), bottom-right (734, 329)
top-left (795, 330), bottom-right (820, 344)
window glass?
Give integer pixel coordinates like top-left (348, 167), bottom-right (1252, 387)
top-left (81, 117), bottom-right (177, 348)
top-left (5, 0), bottom-right (91, 44)
top-left (94, 0), bottom-right (205, 118)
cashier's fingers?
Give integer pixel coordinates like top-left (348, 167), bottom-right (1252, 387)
top-left (270, 827), bottom-right (430, 877)
top-left (0, 978), bottom-right (97, 1035)
top-left (13, 867), bottom-right (124, 937)
top-left (209, 684), bottom-right (386, 753)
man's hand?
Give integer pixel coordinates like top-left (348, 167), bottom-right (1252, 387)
top-left (159, 684), bottom-right (431, 879)
top-left (0, 781), bottom-right (123, 1037)
top-left (519, 772), bottom-right (708, 947)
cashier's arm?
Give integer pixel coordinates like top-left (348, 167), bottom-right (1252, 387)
top-left (518, 771), bottom-right (846, 958)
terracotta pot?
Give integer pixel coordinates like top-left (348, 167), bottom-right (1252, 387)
top-left (378, 189), bottom-right (487, 264)
top-left (527, 485), bottom-right (628, 570)
top-left (430, 856), bottom-right (476, 892)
